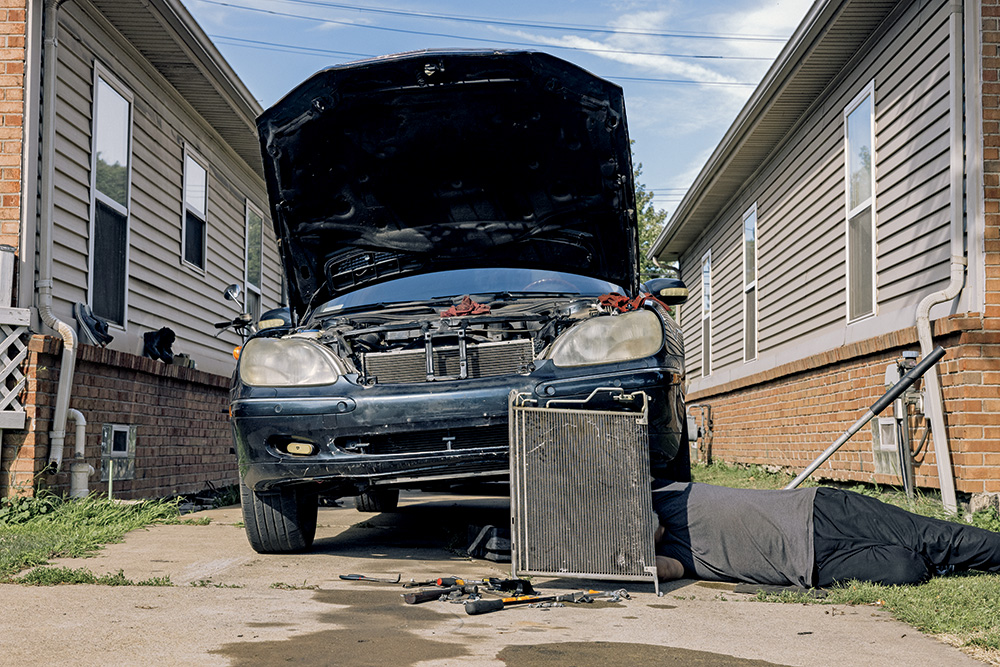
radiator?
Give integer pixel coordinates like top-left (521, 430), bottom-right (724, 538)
top-left (363, 338), bottom-right (534, 384)
top-left (509, 389), bottom-right (659, 593)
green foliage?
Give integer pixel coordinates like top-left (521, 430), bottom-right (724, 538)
top-left (270, 581), bottom-right (318, 590)
top-left (0, 494), bottom-right (182, 581)
top-left (0, 492), bottom-right (62, 525)
top-left (17, 566), bottom-right (173, 587)
top-left (970, 506), bottom-right (1000, 533)
top-left (634, 162), bottom-right (670, 283)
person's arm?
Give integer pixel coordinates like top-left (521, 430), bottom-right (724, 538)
top-left (656, 555), bottom-right (685, 581)
top-left (654, 523), bottom-right (685, 581)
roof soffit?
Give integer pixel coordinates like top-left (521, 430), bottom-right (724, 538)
top-left (651, 0), bottom-right (904, 262)
top-left (87, 0), bottom-right (264, 178)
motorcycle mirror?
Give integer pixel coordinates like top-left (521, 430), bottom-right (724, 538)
top-left (223, 284), bottom-right (242, 302)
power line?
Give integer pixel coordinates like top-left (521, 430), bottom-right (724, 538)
top-left (197, 0), bottom-right (776, 61)
top-left (273, 0), bottom-right (790, 43)
top-left (209, 34), bottom-right (760, 87)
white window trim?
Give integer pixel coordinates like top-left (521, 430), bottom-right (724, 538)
top-left (181, 147), bottom-right (209, 273)
top-left (244, 199), bottom-right (265, 318)
top-left (701, 249), bottom-right (712, 377)
top-left (843, 79), bottom-right (877, 323)
top-left (87, 63), bottom-right (134, 331)
top-left (742, 203), bottom-right (758, 362)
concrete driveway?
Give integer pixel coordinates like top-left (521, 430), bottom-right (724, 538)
top-left (0, 491), bottom-right (986, 666)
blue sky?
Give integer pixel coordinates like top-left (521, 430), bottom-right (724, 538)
top-left (181, 0), bottom-right (814, 219)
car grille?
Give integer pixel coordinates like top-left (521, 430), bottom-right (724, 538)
top-left (362, 339), bottom-right (533, 384)
top-left (335, 425), bottom-right (509, 455)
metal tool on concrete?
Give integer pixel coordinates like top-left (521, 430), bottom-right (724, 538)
top-left (786, 346), bottom-right (946, 490)
top-left (509, 388), bottom-right (659, 594)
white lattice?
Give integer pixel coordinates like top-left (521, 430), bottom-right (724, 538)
top-left (0, 308), bottom-right (29, 429)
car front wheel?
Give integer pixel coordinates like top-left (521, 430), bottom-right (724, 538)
top-left (240, 479), bottom-right (318, 553)
top-left (354, 488), bottom-right (399, 513)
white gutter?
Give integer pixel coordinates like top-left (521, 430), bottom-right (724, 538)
top-left (39, 0), bottom-right (78, 471)
top-left (914, 0), bottom-right (966, 514)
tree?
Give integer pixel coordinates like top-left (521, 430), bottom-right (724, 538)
top-left (634, 162), bottom-right (674, 283)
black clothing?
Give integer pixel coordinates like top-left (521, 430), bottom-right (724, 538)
top-left (812, 487), bottom-right (1000, 586)
top-left (652, 482), bottom-right (817, 586)
top-left (653, 482), bottom-right (1000, 587)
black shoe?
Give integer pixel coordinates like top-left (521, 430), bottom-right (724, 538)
top-left (73, 302), bottom-right (114, 347)
top-left (143, 327), bottom-right (176, 363)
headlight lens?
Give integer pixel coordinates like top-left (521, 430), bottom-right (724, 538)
top-left (547, 309), bottom-right (663, 367)
top-left (239, 338), bottom-right (344, 386)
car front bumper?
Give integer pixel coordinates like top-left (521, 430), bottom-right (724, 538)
top-left (231, 362), bottom-right (683, 495)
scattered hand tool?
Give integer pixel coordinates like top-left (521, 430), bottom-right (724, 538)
top-left (435, 577), bottom-right (534, 595)
top-left (464, 589), bottom-right (629, 615)
top-left (339, 573), bottom-right (402, 584)
top-left (403, 585), bottom-right (478, 604)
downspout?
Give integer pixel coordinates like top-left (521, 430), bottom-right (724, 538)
top-left (66, 408), bottom-right (92, 498)
top-left (914, 0), bottom-right (966, 514)
top-left (38, 0), bottom-right (77, 471)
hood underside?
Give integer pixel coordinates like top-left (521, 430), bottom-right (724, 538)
top-left (257, 50), bottom-right (639, 317)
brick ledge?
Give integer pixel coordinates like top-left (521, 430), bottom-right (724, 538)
top-left (28, 335), bottom-right (230, 389)
top-left (686, 313), bottom-right (982, 402)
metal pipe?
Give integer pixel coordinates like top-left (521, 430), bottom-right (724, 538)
top-left (786, 347), bottom-right (946, 490)
top-left (66, 408), bottom-right (92, 498)
top-left (39, 0), bottom-right (78, 471)
top-left (912, 0), bottom-right (965, 514)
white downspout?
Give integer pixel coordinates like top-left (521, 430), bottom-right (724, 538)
top-left (39, 0), bottom-right (77, 471)
top-left (914, 0), bottom-right (966, 514)
top-left (66, 408), bottom-right (92, 498)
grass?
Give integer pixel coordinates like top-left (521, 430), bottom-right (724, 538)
top-left (0, 492), bottom-right (185, 582)
top-left (692, 461), bottom-right (1000, 660)
top-left (17, 566), bottom-right (172, 587)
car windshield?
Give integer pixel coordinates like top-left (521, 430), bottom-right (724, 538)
top-left (313, 269), bottom-right (624, 317)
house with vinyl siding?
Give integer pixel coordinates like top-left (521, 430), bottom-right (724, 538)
top-left (0, 0), bottom-right (284, 498)
top-left (651, 0), bottom-right (1000, 508)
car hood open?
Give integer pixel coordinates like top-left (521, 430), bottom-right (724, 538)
top-left (257, 50), bottom-right (639, 318)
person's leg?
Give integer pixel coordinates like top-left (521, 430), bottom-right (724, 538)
top-left (813, 487), bottom-right (1000, 576)
top-left (816, 543), bottom-right (931, 586)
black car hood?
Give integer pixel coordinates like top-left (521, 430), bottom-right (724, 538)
top-left (257, 50), bottom-right (639, 318)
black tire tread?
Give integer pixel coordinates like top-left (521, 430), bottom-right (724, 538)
top-left (355, 488), bottom-right (399, 513)
top-left (240, 479), bottom-right (317, 553)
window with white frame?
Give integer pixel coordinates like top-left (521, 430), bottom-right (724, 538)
top-left (844, 82), bottom-right (876, 321)
top-left (245, 201), bottom-right (264, 319)
top-left (701, 250), bottom-right (711, 376)
top-left (743, 204), bottom-right (758, 361)
top-left (183, 152), bottom-right (208, 270)
top-left (89, 70), bottom-right (133, 326)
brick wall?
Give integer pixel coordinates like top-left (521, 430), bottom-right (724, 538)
top-left (1, 335), bottom-right (238, 499)
top-left (688, 316), bottom-right (1000, 495)
top-left (0, 0), bottom-right (24, 250)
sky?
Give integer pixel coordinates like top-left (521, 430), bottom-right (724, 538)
top-left (181, 0), bottom-right (815, 220)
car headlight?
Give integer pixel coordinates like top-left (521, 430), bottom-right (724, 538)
top-left (239, 338), bottom-right (346, 386)
top-left (547, 309), bottom-right (663, 367)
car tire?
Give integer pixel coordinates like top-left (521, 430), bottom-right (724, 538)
top-left (354, 488), bottom-right (399, 513)
top-left (240, 479), bottom-right (318, 553)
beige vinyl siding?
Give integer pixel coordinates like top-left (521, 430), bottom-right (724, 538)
top-left (679, 0), bottom-right (952, 390)
top-left (49, 2), bottom-right (278, 376)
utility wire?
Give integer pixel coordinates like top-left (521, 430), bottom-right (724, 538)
top-left (210, 34), bottom-right (760, 86)
top-left (197, 0), bottom-right (776, 61)
top-left (273, 0), bottom-right (790, 43)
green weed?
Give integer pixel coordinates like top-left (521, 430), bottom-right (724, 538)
top-left (17, 566), bottom-right (172, 587)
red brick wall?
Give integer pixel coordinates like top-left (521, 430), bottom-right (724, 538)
top-left (1, 336), bottom-right (238, 499)
top-left (0, 0), bottom-right (24, 249)
top-left (688, 316), bottom-right (1000, 495)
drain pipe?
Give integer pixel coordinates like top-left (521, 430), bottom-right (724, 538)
top-left (66, 408), bottom-right (93, 498)
top-left (39, 0), bottom-right (78, 472)
top-left (914, 0), bottom-right (965, 515)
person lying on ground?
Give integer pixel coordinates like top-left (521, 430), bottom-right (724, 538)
top-left (652, 481), bottom-right (1000, 587)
